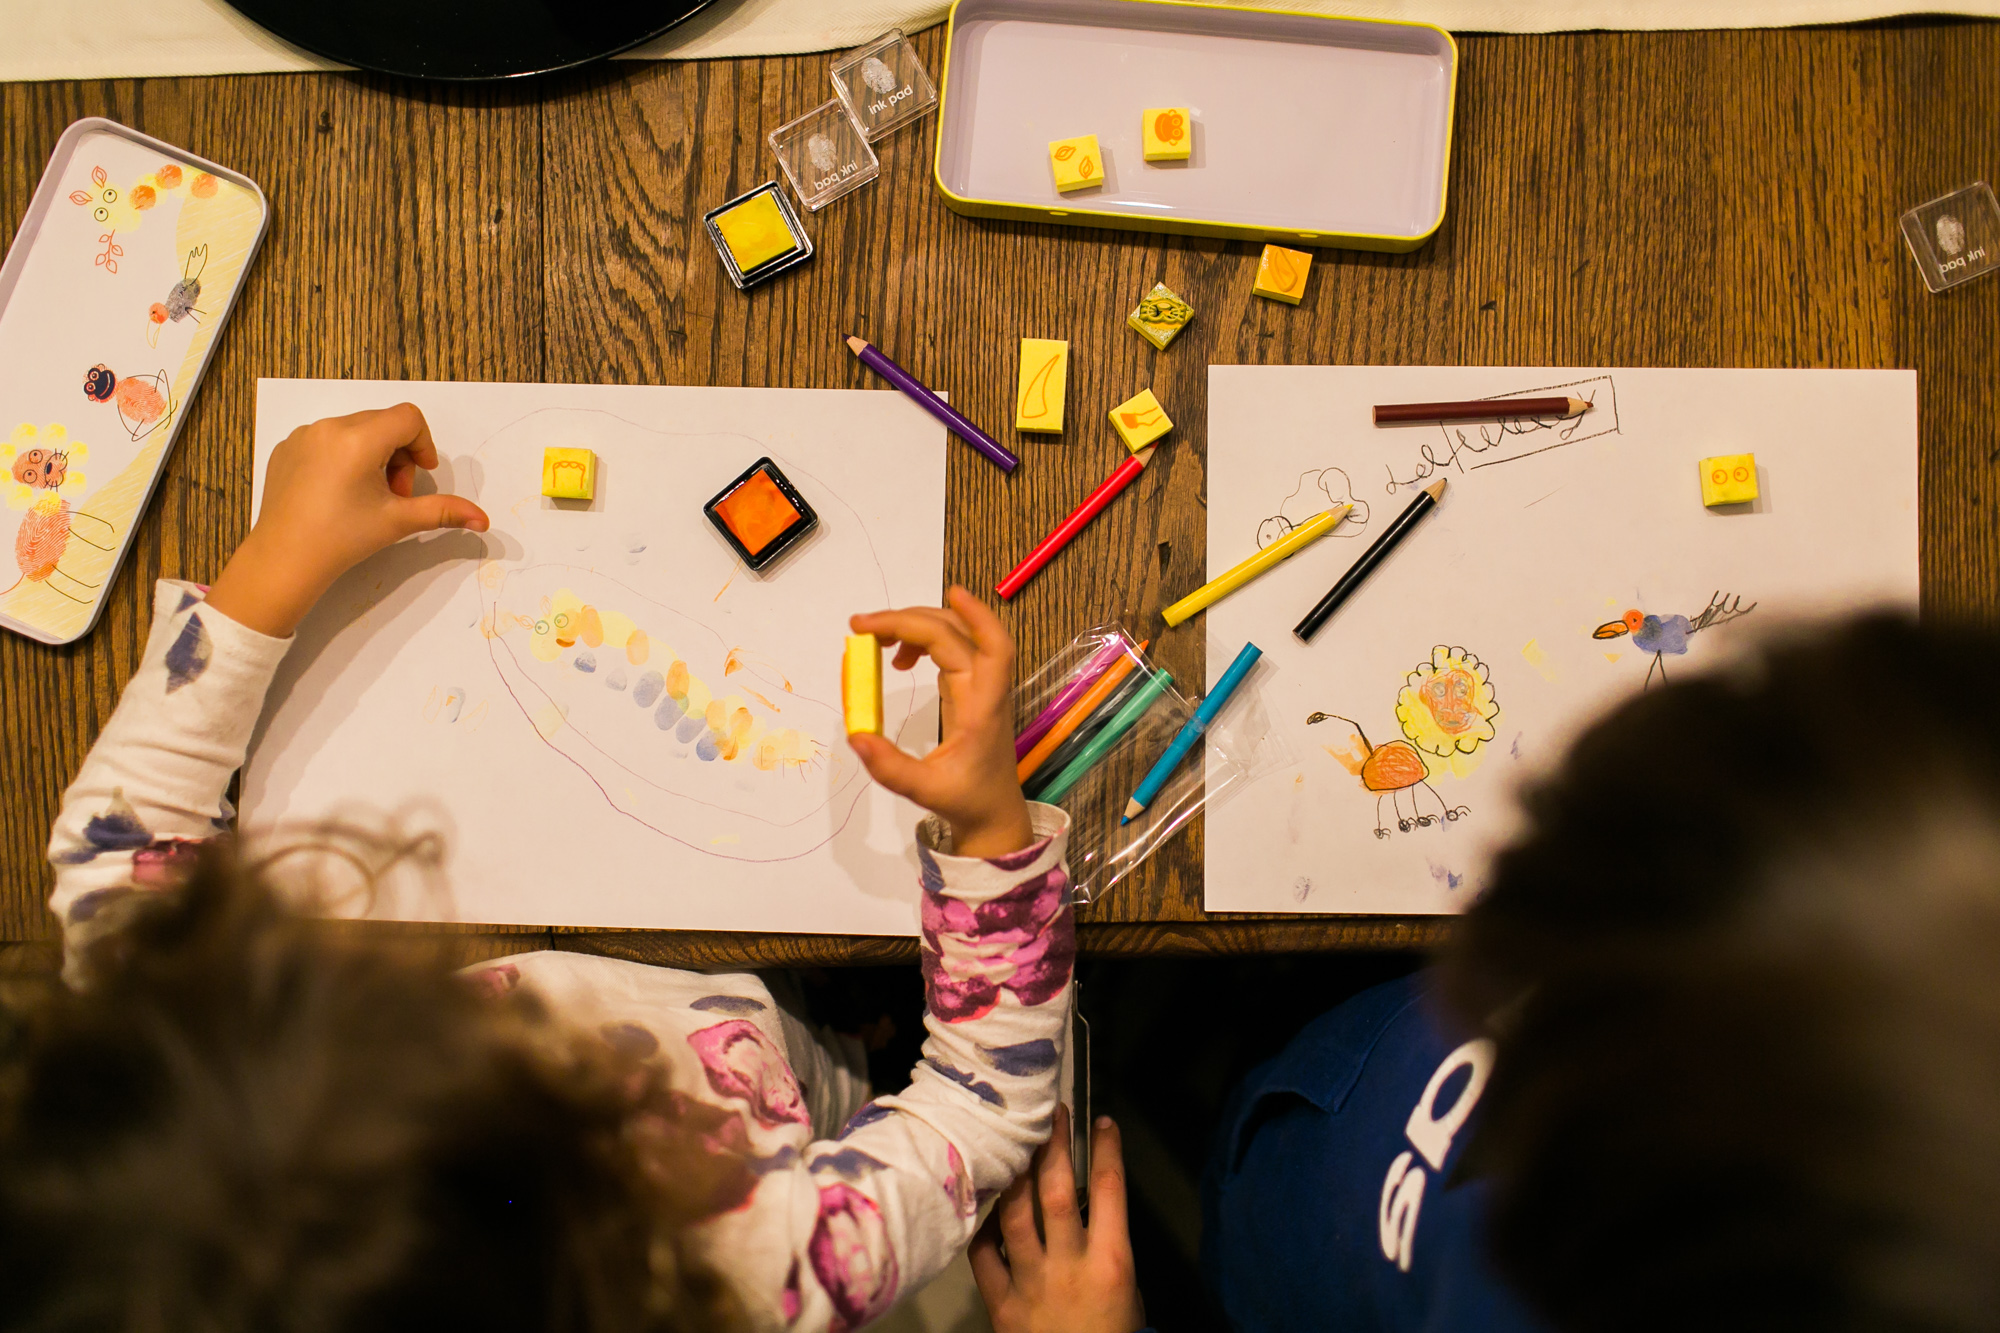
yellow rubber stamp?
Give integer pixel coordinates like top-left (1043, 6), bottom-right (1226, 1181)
top-left (1127, 282), bottom-right (1193, 350)
top-left (1048, 134), bottom-right (1105, 192)
top-left (541, 447), bottom-right (596, 500)
top-left (1016, 338), bottom-right (1069, 433)
top-left (1251, 244), bottom-right (1312, 304)
top-left (1109, 388), bottom-right (1172, 453)
top-left (1142, 107), bottom-right (1191, 161)
top-left (843, 633), bottom-right (884, 736)
top-left (1699, 453), bottom-right (1758, 507)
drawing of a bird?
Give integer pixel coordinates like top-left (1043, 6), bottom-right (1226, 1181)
top-left (1594, 591), bottom-right (1757, 688)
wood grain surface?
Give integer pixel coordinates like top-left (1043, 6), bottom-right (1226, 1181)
top-left (3, 20), bottom-right (1995, 967)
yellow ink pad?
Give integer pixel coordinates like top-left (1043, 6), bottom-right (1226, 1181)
top-left (703, 183), bottom-right (814, 290)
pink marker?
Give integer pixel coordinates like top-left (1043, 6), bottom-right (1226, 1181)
top-left (1014, 634), bottom-right (1126, 760)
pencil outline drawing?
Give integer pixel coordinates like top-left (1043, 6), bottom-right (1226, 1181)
top-left (1257, 466), bottom-right (1372, 548)
top-left (1386, 374), bottom-right (1622, 494)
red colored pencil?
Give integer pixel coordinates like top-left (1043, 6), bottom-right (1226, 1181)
top-left (997, 447), bottom-right (1155, 601)
top-left (1373, 396), bottom-right (1590, 425)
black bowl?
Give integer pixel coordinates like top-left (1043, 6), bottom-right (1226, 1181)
top-left (223, 0), bottom-right (716, 81)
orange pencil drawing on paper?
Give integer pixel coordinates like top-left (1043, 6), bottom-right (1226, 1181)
top-left (1307, 646), bottom-right (1500, 838)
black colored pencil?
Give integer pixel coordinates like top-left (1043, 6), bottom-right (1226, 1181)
top-left (1293, 477), bottom-right (1449, 642)
top-left (1023, 670), bottom-right (1150, 800)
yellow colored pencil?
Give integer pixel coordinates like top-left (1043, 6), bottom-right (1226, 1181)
top-left (1162, 505), bottom-right (1351, 628)
top-left (1017, 641), bottom-right (1150, 784)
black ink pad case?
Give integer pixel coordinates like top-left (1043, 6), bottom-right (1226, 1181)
top-left (703, 457), bottom-right (819, 570)
top-left (703, 182), bottom-right (815, 291)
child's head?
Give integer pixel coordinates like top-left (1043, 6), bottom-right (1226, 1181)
top-left (0, 851), bottom-right (745, 1333)
top-left (1449, 613), bottom-right (2000, 1330)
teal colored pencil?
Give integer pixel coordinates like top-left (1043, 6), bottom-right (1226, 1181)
top-left (1034, 667), bottom-right (1175, 805)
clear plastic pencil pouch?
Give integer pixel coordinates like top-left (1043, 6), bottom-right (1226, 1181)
top-left (1012, 623), bottom-right (1276, 904)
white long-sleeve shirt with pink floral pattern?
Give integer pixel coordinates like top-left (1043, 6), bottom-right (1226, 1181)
top-left (47, 579), bottom-right (1076, 1332)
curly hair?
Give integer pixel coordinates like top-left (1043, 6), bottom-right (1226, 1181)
top-left (0, 845), bottom-right (747, 1333)
top-left (1446, 613), bottom-right (2000, 1333)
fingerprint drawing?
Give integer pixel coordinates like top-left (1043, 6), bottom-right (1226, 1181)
top-left (81, 363), bottom-right (173, 441)
top-left (3, 423), bottom-right (114, 604)
top-left (1593, 590), bottom-right (1756, 688)
top-left (807, 134), bottom-right (838, 173)
top-left (460, 408), bottom-right (908, 866)
top-left (1307, 646), bottom-right (1500, 838)
top-left (147, 244), bottom-right (207, 347)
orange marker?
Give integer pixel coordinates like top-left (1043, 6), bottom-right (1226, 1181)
top-left (1017, 639), bottom-right (1151, 784)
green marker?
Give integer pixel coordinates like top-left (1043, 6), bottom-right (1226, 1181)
top-left (1034, 667), bottom-right (1175, 805)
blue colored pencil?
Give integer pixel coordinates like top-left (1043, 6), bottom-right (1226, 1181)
top-left (1121, 641), bottom-right (1263, 824)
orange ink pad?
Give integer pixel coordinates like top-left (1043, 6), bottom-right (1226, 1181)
top-left (704, 457), bottom-right (818, 569)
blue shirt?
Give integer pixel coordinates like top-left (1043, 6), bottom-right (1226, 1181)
top-left (1201, 972), bottom-right (1546, 1332)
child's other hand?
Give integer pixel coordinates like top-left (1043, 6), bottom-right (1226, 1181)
top-left (207, 405), bottom-right (489, 637)
top-left (971, 1104), bottom-right (1147, 1333)
top-left (848, 586), bottom-right (1033, 860)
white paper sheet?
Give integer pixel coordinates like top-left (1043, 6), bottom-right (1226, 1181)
top-left (1202, 366), bottom-right (1919, 915)
top-left (243, 379), bottom-right (946, 936)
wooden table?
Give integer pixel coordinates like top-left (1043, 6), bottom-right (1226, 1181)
top-left (3, 19), bottom-right (1995, 973)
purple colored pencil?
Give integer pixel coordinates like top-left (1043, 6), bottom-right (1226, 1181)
top-left (1015, 634), bottom-right (1126, 759)
top-left (844, 335), bottom-right (1020, 473)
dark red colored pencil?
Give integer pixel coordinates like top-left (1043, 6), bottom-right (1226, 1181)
top-left (1374, 395), bottom-right (1591, 425)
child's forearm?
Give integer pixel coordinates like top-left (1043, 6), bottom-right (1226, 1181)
top-left (898, 802), bottom-right (1076, 1184)
top-left (47, 581), bottom-right (291, 978)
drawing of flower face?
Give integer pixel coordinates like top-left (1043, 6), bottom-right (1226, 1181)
top-left (1396, 647), bottom-right (1498, 757)
top-left (919, 860), bottom-right (1073, 1023)
top-left (10, 448), bottom-right (67, 491)
top-left (686, 1019), bottom-right (810, 1127)
top-left (807, 1182), bottom-right (898, 1331)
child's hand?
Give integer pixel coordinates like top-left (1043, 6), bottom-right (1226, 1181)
top-left (207, 405), bottom-right (489, 637)
top-left (971, 1104), bottom-right (1147, 1333)
top-left (849, 586), bottom-right (1033, 859)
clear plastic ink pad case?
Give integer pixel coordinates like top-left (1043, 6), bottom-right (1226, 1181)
top-left (703, 457), bottom-right (819, 570)
top-left (769, 99), bottom-right (881, 212)
top-left (1900, 181), bottom-right (2000, 293)
top-left (702, 182), bottom-right (814, 290)
top-left (830, 28), bottom-right (939, 142)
